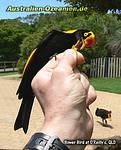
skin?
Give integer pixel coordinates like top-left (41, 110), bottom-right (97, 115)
top-left (31, 49), bottom-right (97, 150)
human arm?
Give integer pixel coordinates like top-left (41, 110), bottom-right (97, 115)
top-left (26, 49), bottom-right (97, 150)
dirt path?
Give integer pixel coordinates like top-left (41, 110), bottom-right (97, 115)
top-left (0, 77), bottom-right (121, 149)
top-left (86, 91), bottom-right (121, 150)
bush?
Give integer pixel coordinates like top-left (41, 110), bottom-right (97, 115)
top-left (17, 57), bottom-right (26, 74)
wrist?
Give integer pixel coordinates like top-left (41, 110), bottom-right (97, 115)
top-left (41, 112), bottom-right (92, 142)
top-left (41, 120), bottom-right (88, 150)
top-left (24, 132), bottom-right (69, 150)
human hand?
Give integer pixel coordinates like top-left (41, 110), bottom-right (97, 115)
top-left (31, 49), bottom-right (97, 150)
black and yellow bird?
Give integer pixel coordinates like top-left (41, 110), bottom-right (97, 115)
top-left (95, 108), bottom-right (112, 125)
top-left (14, 29), bottom-right (95, 133)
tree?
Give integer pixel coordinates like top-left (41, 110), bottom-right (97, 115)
top-left (106, 29), bottom-right (121, 56)
top-left (57, 0), bottom-right (121, 13)
top-left (0, 19), bottom-right (30, 61)
top-left (17, 12), bottom-right (121, 73)
top-left (17, 27), bottom-right (51, 73)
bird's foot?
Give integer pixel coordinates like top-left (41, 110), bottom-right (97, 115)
top-left (49, 53), bottom-right (58, 61)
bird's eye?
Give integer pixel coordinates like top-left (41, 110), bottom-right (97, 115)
top-left (84, 33), bottom-right (88, 37)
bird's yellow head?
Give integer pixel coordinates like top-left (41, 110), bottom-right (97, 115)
top-left (65, 29), bottom-right (95, 50)
top-left (75, 30), bottom-right (95, 50)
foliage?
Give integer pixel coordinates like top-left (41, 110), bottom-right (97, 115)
top-left (18, 27), bottom-right (51, 73)
top-left (17, 12), bottom-right (121, 73)
top-left (57, 0), bottom-right (121, 13)
top-left (0, 19), bottom-right (30, 61)
top-left (20, 32), bottom-right (41, 59)
top-left (106, 29), bottom-right (121, 56)
top-left (17, 57), bottom-right (26, 73)
top-left (80, 13), bottom-right (121, 58)
top-left (1, 12), bottom-right (121, 73)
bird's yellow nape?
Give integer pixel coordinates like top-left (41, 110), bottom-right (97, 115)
top-left (23, 48), bottom-right (36, 75)
top-left (64, 29), bottom-right (77, 33)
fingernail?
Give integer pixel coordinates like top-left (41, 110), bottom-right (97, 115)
top-left (64, 49), bottom-right (77, 63)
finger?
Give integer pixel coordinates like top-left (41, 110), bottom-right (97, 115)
top-left (86, 85), bottom-right (97, 106)
top-left (62, 49), bottom-right (85, 67)
top-left (55, 49), bottom-right (85, 76)
top-left (80, 73), bottom-right (90, 92)
top-left (79, 73), bottom-right (97, 108)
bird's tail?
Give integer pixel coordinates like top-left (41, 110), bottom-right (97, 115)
top-left (14, 97), bottom-right (34, 134)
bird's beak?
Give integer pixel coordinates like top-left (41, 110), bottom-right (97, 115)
top-left (108, 114), bottom-right (112, 121)
top-left (80, 31), bottom-right (95, 50)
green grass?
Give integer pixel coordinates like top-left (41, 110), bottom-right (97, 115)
top-left (90, 78), bottom-right (121, 94)
top-left (0, 71), bottom-right (18, 76)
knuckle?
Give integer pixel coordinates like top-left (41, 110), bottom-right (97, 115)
top-left (31, 76), bottom-right (36, 89)
top-left (53, 67), bottom-right (65, 75)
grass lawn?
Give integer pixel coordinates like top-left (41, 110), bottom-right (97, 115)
top-left (90, 78), bottom-right (121, 94)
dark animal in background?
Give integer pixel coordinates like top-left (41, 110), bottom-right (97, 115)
top-left (95, 108), bottom-right (112, 125)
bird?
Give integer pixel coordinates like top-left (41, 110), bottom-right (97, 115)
top-left (95, 108), bottom-right (112, 125)
top-left (14, 29), bottom-right (95, 133)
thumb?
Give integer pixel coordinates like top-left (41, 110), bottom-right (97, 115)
top-left (57, 49), bottom-right (85, 74)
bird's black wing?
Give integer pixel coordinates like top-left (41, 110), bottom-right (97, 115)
top-left (14, 30), bottom-right (77, 133)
